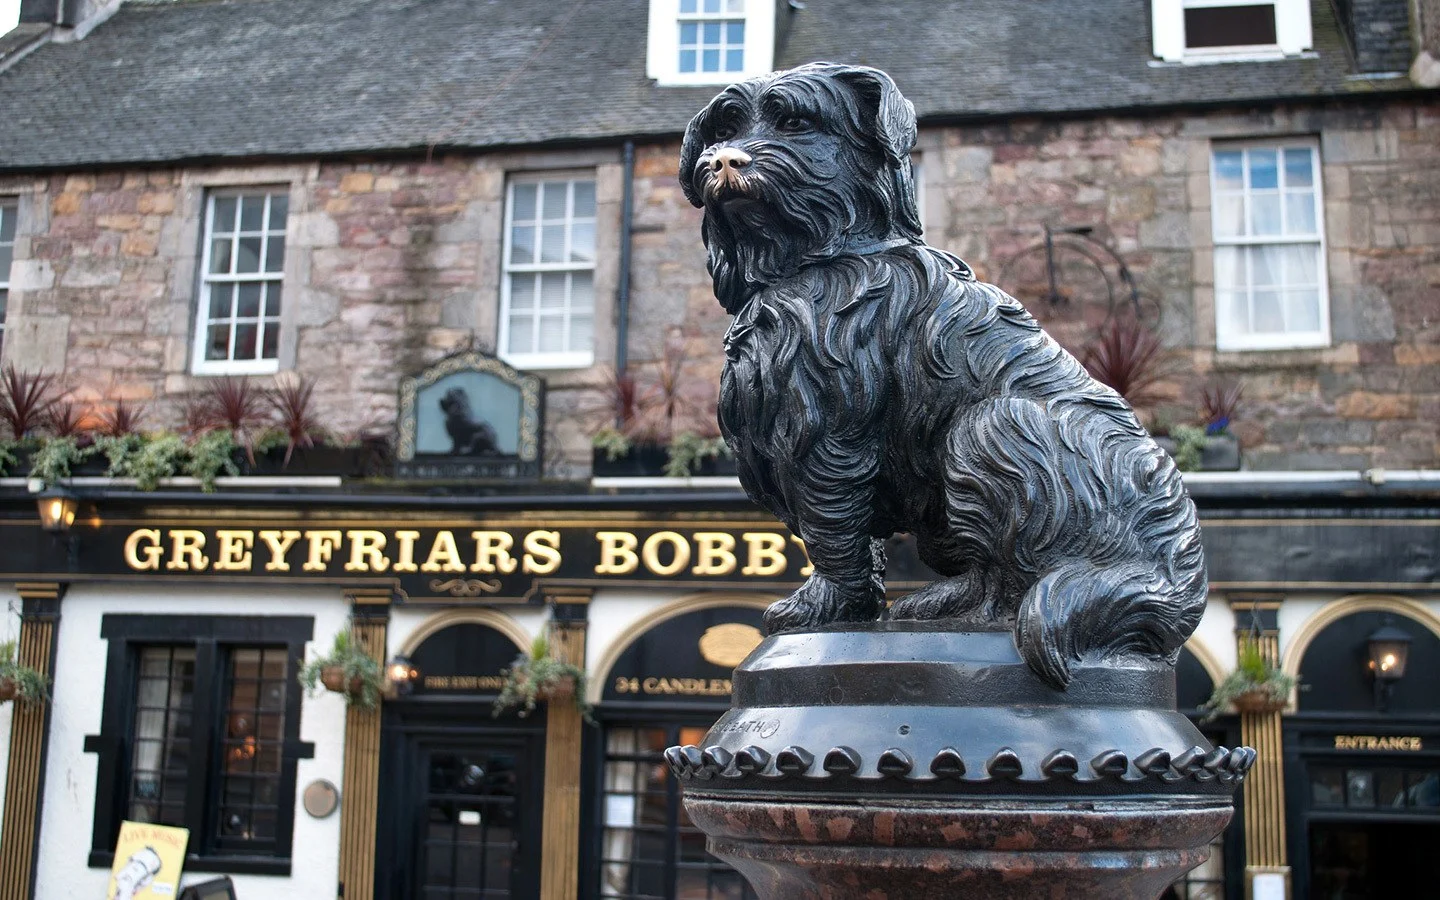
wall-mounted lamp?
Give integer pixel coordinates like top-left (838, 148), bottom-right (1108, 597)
top-left (386, 655), bottom-right (420, 696)
top-left (1366, 617), bottom-right (1413, 712)
top-left (37, 487), bottom-right (78, 534)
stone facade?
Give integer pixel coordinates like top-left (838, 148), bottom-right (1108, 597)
top-left (2, 98), bottom-right (1437, 471)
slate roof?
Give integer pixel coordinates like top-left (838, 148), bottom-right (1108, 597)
top-left (0, 0), bottom-right (1423, 171)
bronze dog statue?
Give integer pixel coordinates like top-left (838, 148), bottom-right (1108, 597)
top-left (679, 63), bottom-right (1206, 689)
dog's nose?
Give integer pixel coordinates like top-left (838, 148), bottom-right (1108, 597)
top-left (710, 148), bottom-right (752, 173)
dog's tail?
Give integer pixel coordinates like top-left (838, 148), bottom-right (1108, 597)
top-left (1015, 558), bottom-right (1203, 690)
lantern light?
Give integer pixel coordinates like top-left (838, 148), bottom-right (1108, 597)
top-left (37, 487), bottom-right (78, 534)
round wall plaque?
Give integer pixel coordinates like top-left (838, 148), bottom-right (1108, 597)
top-left (303, 779), bottom-right (339, 819)
top-left (699, 623), bottom-right (764, 667)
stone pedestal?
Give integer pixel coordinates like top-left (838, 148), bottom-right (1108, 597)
top-left (668, 624), bottom-right (1253, 900)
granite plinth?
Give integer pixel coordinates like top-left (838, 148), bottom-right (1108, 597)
top-left (668, 624), bottom-right (1251, 900)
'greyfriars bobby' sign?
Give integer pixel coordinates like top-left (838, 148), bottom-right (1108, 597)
top-left (396, 352), bottom-right (544, 479)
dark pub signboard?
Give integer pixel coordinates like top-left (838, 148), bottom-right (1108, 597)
top-left (395, 350), bottom-right (544, 479)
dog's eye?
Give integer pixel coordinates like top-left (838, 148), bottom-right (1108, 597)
top-left (712, 123), bottom-right (737, 141)
top-left (777, 114), bottom-right (813, 134)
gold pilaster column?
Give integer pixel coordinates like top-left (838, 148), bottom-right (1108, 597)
top-left (541, 591), bottom-right (591, 900)
top-left (0, 582), bottom-right (64, 900)
top-left (336, 589), bottom-right (391, 900)
top-left (1233, 598), bottom-right (1291, 900)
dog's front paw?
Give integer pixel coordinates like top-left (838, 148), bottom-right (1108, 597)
top-left (764, 575), bottom-right (880, 634)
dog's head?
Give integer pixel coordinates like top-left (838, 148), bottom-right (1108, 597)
top-left (679, 63), bottom-right (922, 311)
top-left (439, 387), bottom-right (469, 417)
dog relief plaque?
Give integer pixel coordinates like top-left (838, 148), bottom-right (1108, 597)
top-left (396, 350), bottom-right (544, 479)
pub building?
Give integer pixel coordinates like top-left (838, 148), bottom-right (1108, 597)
top-left (3, 367), bottom-right (1440, 900)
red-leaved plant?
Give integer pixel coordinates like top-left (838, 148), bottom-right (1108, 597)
top-left (1200, 380), bottom-right (1243, 436)
top-left (0, 365), bottom-right (63, 440)
top-left (1080, 318), bottom-right (1171, 410)
top-left (268, 375), bottom-right (326, 466)
top-left (187, 376), bottom-right (271, 462)
top-left (97, 397), bottom-right (147, 437)
top-left (45, 400), bottom-right (100, 444)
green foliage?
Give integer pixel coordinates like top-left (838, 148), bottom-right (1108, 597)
top-left (184, 429), bottom-right (241, 492)
top-left (493, 632), bottom-right (592, 722)
top-left (0, 639), bottom-right (50, 706)
top-left (591, 426), bottom-right (633, 462)
top-left (29, 436), bottom-right (94, 484)
top-left (0, 441), bottom-right (17, 477)
top-left (298, 626), bottom-right (386, 709)
top-left (1200, 638), bottom-right (1296, 722)
top-left (663, 430), bottom-right (731, 477)
top-left (1169, 424), bottom-right (1207, 473)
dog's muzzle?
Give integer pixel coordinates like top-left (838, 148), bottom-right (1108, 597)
top-left (704, 147), bottom-right (753, 198)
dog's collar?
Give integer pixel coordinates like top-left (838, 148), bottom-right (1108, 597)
top-left (839, 236), bottom-right (913, 256)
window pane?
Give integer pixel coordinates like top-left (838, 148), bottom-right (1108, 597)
top-left (508, 314), bottom-right (535, 354)
top-left (1184, 5), bottom-right (1277, 48)
top-left (512, 183), bottom-right (537, 221)
top-left (235, 323), bottom-right (259, 359)
top-left (261, 322), bottom-right (280, 360)
top-left (1213, 151), bottom-right (1244, 191)
top-left (1251, 246), bottom-right (1281, 288)
top-left (217, 647), bottom-right (289, 847)
top-left (264, 281), bottom-right (283, 317)
top-left (212, 196), bottom-right (237, 234)
top-left (572, 181), bottom-right (596, 218)
top-left (1377, 770), bottom-right (1406, 808)
top-left (680, 0), bottom-right (697, 13)
top-left (510, 225), bottom-right (536, 265)
top-left (207, 324), bottom-right (232, 360)
top-left (539, 272), bottom-right (568, 309)
top-left (571, 271), bottom-right (595, 312)
top-left (0, 205), bottom-right (15, 242)
top-left (265, 236), bottom-right (286, 273)
top-left (1284, 147), bottom-right (1314, 187)
top-left (1250, 194), bottom-right (1282, 236)
top-left (128, 647), bottom-right (197, 827)
top-left (510, 273), bottom-right (536, 310)
top-left (1214, 246), bottom-right (1242, 290)
top-left (540, 224), bottom-right (566, 263)
top-left (236, 283), bottom-right (262, 318)
top-left (703, 0), bottom-right (720, 13)
top-left (268, 194), bottom-right (289, 230)
top-left (680, 22), bottom-right (698, 44)
top-left (1286, 191), bottom-right (1316, 234)
top-left (538, 313), bottom-right (566, 352)
top-left (703, 21), bottom-right (721, 42)
top-left (0, 245), bottom-right (12, 279)
top-left (1213, 194), bottom-right (1244, 238)
top-left (208, 283), bottom-right (234, 319)
top-left (240, 195), bottom-right (266, 231)
top-left (1281, 244), bottom-right (1319, 285)
top-left (1248, 149), bottom-right (1278, 190)
top-left (726, 0), bottom-right (744, 11)
top-left (1312, 768), bottom-right (1345, 806)
top-left (727, 21), bottom-right (745, 44)
top-left (1253, 290), bottom-right (1284, 332)
top-left (1347, 770), bottom-right (1376, 808)
top-left (570, 222), bottom-right (595, 263)
top-left (680, 49), bottom-right (697, 72)
top-left (703, 48), bottom-right (721, 71)
top-left (209, 238), bottom-right (233, 274)
top-left (541, 183), bottom-right (568, 220)
top-left (1283, 289), bottom-right (1320, 332)
top-left (726, 48), bottom-right (744, 71)
top-left (236, 236), bottom-right (262, 273)
top-left (570, 313), bottom-right (593, 351)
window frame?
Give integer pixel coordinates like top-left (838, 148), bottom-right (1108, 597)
top-left (85, 615), bottom-right (315, 876)
top-left (1209, 138), bottom-right (1330, 352)
top-left (646, 0), bottom-right (776, 87)
top-left (191, 187), bottom-right (290, 377)
top-left (498, 171), bottom-right (600, 370)
top-left (1151, 0), bottom-right (1312, 62)
top-left (0, 198), bottom-right (16, 359)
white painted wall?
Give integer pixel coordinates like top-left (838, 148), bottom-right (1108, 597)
top-left (1193, 592), bottom-right (1239, 673)
top-left (32, 584), bottom-right (351, 900)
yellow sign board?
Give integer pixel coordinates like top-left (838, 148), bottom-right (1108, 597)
top-left (108, 821), bottom-right (189, 900)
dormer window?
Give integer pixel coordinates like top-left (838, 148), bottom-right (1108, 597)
top-left (1152, 0), bottom-right (1312, 62)
top-left (647, 0), bottom-right (775, 86)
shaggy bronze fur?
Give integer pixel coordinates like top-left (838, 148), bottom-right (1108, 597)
top-left (680, 63), bottom-right (1206, 689)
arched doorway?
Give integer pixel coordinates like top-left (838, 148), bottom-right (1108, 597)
top-left (1286, 606), bottom-right (1440, 900)
top-left (588, 598), bottom-right (768, 900)
top-left (376, 616), bottom-right (544, 900)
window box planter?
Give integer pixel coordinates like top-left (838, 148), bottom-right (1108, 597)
top-left (592, 444), bottom-right (671, 478)
top-left (1154, 433), bottom-right (1241, 472)
top-left (247, 445), bottom-right (372, 477)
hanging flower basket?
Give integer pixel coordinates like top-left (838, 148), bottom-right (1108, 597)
top-left (493, 634), bottom-right (591, 721)
top-left (539, 674), bottom-right (578, 704)
top-left (299, 627), bottom-right (385, 709)
top-left (0, 677), bottom-right (16, 704)
top-left (1230, 688), bottom-right (1288, 715)
top-left (0, 640), bottom-right (48, 707)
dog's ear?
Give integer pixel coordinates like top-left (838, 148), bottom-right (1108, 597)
top-left (832, 66), bottom-right (917, 168)
top-left (679, 106), bottom-right (709, 209)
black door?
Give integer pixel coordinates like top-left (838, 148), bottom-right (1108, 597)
top-left (378, 722), bottom-right (544, 900)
